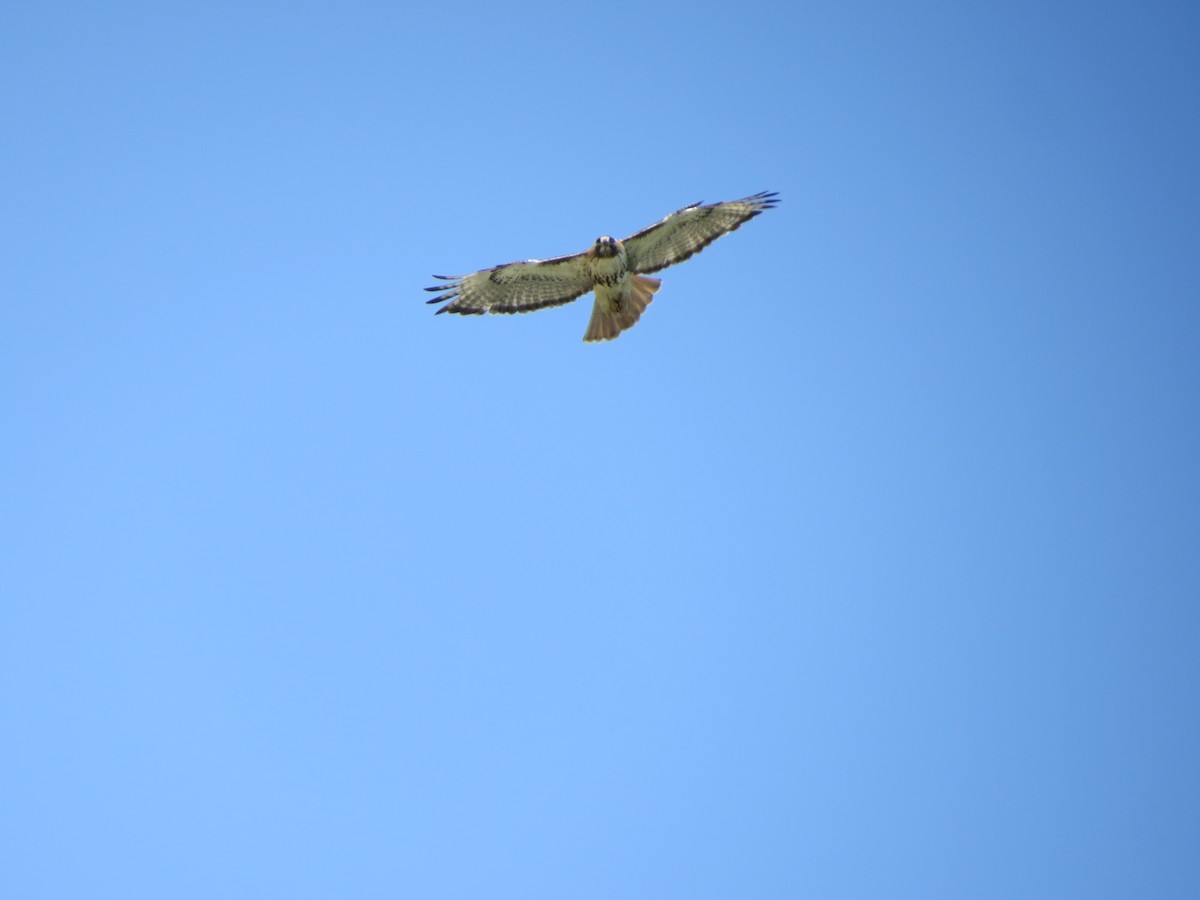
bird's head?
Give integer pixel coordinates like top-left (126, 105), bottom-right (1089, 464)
top-left (592, 235), bottom-right (619, 258)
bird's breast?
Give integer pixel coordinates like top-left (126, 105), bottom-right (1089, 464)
top-left (589, 251), bottom-right (627, 288)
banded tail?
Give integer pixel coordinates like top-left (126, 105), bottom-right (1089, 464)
top-left (583, 275), bottom-right (661, 343)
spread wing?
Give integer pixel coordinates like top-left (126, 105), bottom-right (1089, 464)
top-left (425, 253), bottom-right (594, 316)
top-left (622, 191), bottom-right (779, 275)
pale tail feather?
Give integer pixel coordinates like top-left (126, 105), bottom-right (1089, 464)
top-left (583, 276), bottom-right (661, 343)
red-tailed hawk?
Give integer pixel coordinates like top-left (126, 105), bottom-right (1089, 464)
top-left (425, 191), bottom-right (779, 342)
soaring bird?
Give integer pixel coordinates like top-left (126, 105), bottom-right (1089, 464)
top-left (425, 191), bottom-right (779, 342)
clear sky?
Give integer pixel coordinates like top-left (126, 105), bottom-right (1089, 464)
top-left (3, 2), bottom-right (1199, 897)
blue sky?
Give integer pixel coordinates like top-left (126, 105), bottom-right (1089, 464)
top-left (2, 1), bottom-right (1199, 897)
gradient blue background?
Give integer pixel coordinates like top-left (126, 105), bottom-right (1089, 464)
top-left (3, 2), bottom-right (1199, 897)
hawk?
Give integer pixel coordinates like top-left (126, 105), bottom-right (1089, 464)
top-left (425, 191), bottom-right (779, 342)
